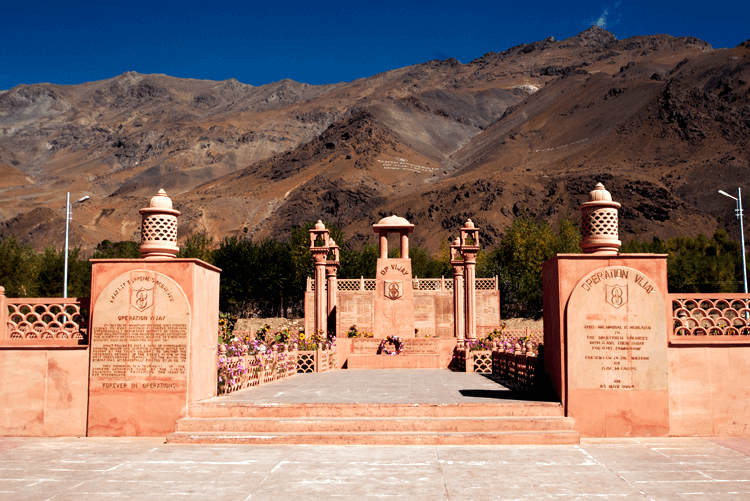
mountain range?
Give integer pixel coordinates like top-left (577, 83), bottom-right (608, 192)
top-left (1, 26), bottom-right (748, 253)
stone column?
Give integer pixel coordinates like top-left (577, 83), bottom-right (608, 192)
top-left (450, 238), bottom-right (465, 340)
top-left (400, 232), bottom-right (409, 258)
top-left (326, 239), bottom-right (340, 335)
top-left (460, 219), bottom-right (481, 340)
top-left (309, 221), bottom-right (330, 335)
top-left (379, 231), bottom-right (388, 259)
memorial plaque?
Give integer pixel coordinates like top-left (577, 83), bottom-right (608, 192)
top-left (414, 295), bottom-right (434, 323)
top-left (88, 270), bottom-right (191, 435)
top-left (435, 295), bottom-right (453, 327)
top-left (90, 270), bottom-right (190, 387)
top-left (567, 266), bottom-right (667, 392)
top-left (476, 292), bottom-right (500, 327)
top-left (339, 293), bottom-right (374, 331)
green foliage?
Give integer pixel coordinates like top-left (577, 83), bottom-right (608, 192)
top-left (339, 243), bottom-right (379, 279)
top-left (621, 230), bottom-right (745, 293)
top-left (483, 214), bottom-right (582, 318)
top-left (212, 236), bottom-right (297, 317)
top-left (91, 240), bottom-right (140, 259)
top-left (177, 231), bottom-right (214, 263)
top-left (0, 236), bottom-right (38, 297)
top-left (0, 237), bottom-right (92, 298)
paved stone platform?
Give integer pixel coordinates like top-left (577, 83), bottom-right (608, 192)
top-left (1, 437), bottom-right (749, 500)
top-left (210, 369), bottom-right (548, 404)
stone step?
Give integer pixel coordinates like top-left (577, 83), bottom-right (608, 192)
top-left (176, 416), bottom-right (576, 433)
top-left (188, 402), bottom-right (566, 419)
top-left (166, 430), bottom-right (581, 446)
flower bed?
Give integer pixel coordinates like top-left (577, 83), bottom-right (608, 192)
top-left (217, 339), bottom-right (298, 395)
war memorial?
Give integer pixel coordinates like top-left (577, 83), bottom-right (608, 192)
top-left (1, 183), bottom-right (749, 443)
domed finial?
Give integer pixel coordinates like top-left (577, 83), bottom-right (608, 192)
top-left (589, 182), bottom-right (613, 202)
top-left (149, 189), bottom-right (174, 209)
top-left (464, 219), bottom-right (475, 229)
top-left (314, 220), bottom-right (325, 230)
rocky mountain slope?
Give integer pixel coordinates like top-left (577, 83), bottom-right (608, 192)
top-left (1, 27), bottom-right (748, 253)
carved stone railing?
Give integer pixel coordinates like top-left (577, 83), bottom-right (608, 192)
top-left (454, 343), bottom-right (540, 390)
top-left (670, 294), bottom-right (750, 344)
top-left (1, 289), bottom-right (89, 345)
top-left (297, 345), bottom-right (336, 373)
top-left (217, 344), bottom-right (298, 395)
top-left (307, 276), bottom-right (498, 292)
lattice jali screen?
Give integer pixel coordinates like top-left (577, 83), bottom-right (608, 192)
top-left (141, 214), bottom-right (178, 242)
top-left (475, 278), bottom-right (496, 290)
top-left (362, 280), bottom-right (376, 291)
top-left (672, 297), bottom-right (750, 337)
top-left (297, 352), bottom-right (316, 373)
top-left (337, 280), bottom-right (362, 291)
top-left (582, 208), bottom-right (618, 237)
top-left (415, 278), bottom-right (442, 291)
top-left (7, 300), bottom-right (86, 341)
top-left (472, 352), bottom-right (493, 374)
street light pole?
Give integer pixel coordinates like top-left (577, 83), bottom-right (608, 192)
top-left (63, 194), bottom-right (90, 299)
top-left (64, 192), bottom-right (70, 298)
top-left (718, 188), bottom-right (748, 294)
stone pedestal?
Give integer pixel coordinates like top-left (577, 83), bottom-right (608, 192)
top-left (543, 254), bottom-right (669, 437)
top-left (87, 259), bottom-right (220, 436)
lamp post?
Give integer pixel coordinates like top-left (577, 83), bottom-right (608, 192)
top-left (718, 188), bottom-right (747, 294)
top-left (63, 194), bottom-right (90, 298)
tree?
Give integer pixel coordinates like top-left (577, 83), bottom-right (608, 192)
top-left (91, 240), bottom-right (140, 259)
top-left (484, 214), bottom-right (581, 318)
top-left (177, 231), bottom-right (214, 263)
top-left (621, 230), bottom-right (743, 293)
top-left (0, 236), bottom-right (38, 297)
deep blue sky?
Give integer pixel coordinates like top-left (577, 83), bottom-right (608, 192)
top-left (2, 1), bottom-right (748, 90)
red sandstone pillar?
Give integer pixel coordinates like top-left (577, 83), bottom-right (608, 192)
top-left (400, 232), bottom-right (409, 259)
top-left (459, 220), bottom-right (481, 340)
top-left (379, 231), bottom-right (388, 259)
top-left (450, 238), bottom-right (465, 340)
top-left (326, 239), bottom-right (340, 335)
top-left (309, 221), bottom-right (330, 335)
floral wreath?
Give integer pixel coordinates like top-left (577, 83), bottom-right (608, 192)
top-left (379, 335), bottom-right (403, 355)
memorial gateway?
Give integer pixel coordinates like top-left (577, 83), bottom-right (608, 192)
top-left (1, 183), bottom-right (748, 441)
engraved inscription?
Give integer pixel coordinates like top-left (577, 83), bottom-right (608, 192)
top-left (90, 271), bottom-right (190, 391)
top-left (568, 266), bottom-right (667, 392)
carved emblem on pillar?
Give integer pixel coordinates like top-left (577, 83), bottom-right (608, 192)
top-left (384, 281), bottom-right (404, 300)
top-left (580, 182), bottom-right (622, 255)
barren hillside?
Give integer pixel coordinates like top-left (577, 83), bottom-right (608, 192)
top-left (1, 27), bottom-right (747, 252)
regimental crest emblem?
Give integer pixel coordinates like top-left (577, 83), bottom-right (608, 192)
top-left (605, 284), bottom-right (628, 309)
top-left (384, 281), bottom-right (404, 300)
top-left (131, 287), bottom-right (155, 312)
